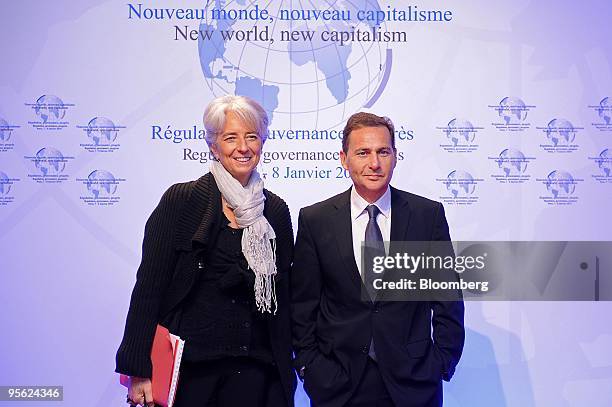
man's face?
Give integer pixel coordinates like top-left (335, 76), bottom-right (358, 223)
top-left (340, 126), bottom-right (396, 199)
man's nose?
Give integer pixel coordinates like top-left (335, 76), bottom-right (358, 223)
top-left (368, 153), bottom-right (381, 170)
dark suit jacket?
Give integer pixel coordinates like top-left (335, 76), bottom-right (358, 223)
top-left (115, 173), bottom-right (296, 406)
top-left (291, 187), bottom-right (464, 407)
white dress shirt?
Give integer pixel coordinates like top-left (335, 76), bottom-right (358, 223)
top-left (350, 186), bottom-right (391, 278)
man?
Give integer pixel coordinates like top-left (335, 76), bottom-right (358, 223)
top-left (291, 112), bottom-right (464, 407)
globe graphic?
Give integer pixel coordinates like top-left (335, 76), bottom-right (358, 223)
top-left (0, 117), bottom-right (11, 142)
top-left (545, 170), bottom-right (575, 198)
top-left (497, 148), bottom-right (527, 176)
top-left (546, 118), bottom-right (575, 146)
top-left (87, 117), bottom-right (118, 145)
top-left (445, 170), bottom-right (475, 198)
top-left (34, 147), bottom-right (66, 176)
top-left (198, 0), bottom-right (389, 129)
top-left (34, 95), bottom-right (65, 123)
top-left (87, 170), bottom-right (117, 198)
top-left (445, 118), bottom-right (475, 146)
top-left (597, 149), bottom-right (611, 177)
top-left (598, 97), bottom-right (612, 125)
top-left (497, 97), bottom-right (527, 124)
top-left (0, 171), bottom-right (10, 195)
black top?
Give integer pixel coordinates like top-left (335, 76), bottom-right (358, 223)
top-left (178, 212), bottom-right (273, 363)
top-left (115, 173), bottom-right (296, 406)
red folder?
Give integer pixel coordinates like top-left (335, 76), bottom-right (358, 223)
top-left (120, 324), bottom-right (185, 407)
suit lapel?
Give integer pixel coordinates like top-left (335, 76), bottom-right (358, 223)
top-left (331, 189), bottom-right (364, 293)
top-left (374, 187), bottom-right (412, 302)
top-left (390, 186), bottom-right (411, 243)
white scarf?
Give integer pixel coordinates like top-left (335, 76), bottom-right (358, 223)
top-left (210, 160), bottom-right (277, 313)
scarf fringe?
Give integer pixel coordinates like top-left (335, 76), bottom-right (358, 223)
top-left (249, 234), bottom-right (278, 314)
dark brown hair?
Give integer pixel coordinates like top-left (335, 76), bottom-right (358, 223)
top-left (342, 112), bottom-right (395, 153)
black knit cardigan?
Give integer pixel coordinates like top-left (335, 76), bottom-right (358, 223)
top-left (115, 173), bottom-right (296, 404)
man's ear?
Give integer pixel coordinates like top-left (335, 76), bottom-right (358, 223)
top-left (340, 150), bottom-right (349, 170)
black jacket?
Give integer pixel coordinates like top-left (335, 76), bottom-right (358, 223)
top-left (116, 173), bottom-right (296, 406)
top-left (291, 187), bottom-right (464, 407)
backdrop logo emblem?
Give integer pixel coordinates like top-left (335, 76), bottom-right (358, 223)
top-left (537, 170), bottom-right (582, 205)
top-left (437, 170), bottom-right (482, 205)
top-left (437, 118), bottom-right (482, 153)
top-left (197, 0), bottom-right (392, 129)
top-left (77, 117), bottom-right (124, 152)
top-left (0, 171), bottom-right (19, 206)
top-left (24, 147), bottom-right (74, 183)
top-left (589, 97), bottom-right (612, 131)
top-left (77, 170), bottom-right (125, 206)
top-left (489, 148), bottom-right (533, 184)
top-left (537, 118), bottom-right (581, 153)
top-left (25, 94), bottom-right (75, 131)
top-left (0, 117), bottom-right (20, 153)
top-left (489, 97), bottom-right (534, 132)
top-left (589, 149), bottom-right (612, 184)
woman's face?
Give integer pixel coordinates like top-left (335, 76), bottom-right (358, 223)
top-left (211, 111), bottom-right (263, 186)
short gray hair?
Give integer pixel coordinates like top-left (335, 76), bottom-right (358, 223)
top-left (203, 95), bottom-right (269, 146)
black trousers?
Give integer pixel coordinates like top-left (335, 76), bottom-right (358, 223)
top-left (173, 357), bottom-right (282, 407)
top-left (345, 357), bottom-right (394, 407)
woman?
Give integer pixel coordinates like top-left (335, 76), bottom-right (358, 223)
top-left (116, 95), bottom-right (296, 407)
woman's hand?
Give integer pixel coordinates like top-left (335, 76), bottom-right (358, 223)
top-left (128, 376), bottom-right (154, 407)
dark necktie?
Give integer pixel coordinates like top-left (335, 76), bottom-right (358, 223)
top-left (364, 205), bottom-right (385, 299)
top-left (363, 205), bottom-right (384, 361)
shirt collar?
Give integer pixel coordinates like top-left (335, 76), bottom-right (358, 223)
top-left (350, 186), bottom-right (391, 220)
